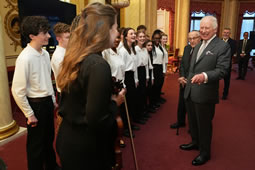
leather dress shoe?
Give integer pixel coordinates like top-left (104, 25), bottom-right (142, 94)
top-left (131, 124), bottom-right (140, 131)
top-left (222, 95), bottom-right (227, 100)
top-left (148, 107), bottom-right (156, 113)
top-left (192, 154), bottom-right (210, 166)
top-left (123, 130), bottom-right (135, 138)
top-left (170, 122), bottom-right (185, 129)
top-left (134, 119), bottom-right (146, 125)
top-left (236, 76), bottom-right (241, 80)
top-left (180, 143), bottom-right (199, 150)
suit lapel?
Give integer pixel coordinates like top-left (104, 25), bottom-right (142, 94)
top-left (195, 37), bottom-right (218, 64)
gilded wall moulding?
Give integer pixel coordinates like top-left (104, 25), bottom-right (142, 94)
top-left (4, 0), bottom-right (20, 51)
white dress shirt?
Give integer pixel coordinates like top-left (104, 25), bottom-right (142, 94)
top-left (153, 45), bottom-right (166, 73)
top-left (102, 48), bottom-right (125, 81)
top-left (161, 45), bottom-right (169, 64)
top-left (119, 46), bottom-right (139, 83)
top-left (135, 45), bottom-right (150, 79)
top-left (51, 45), bottom-right (66, 92)
top-left (12, 44), bottom-right (55, 118)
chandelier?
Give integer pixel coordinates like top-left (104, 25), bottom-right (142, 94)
top-left (111, 0), bottom-right (130, 8)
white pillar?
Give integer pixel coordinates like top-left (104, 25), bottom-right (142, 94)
top-left (0, 16), bottom-right (19, 140)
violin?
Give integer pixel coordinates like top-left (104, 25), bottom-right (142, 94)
top-left (112, 78), bottom-right (124, 170)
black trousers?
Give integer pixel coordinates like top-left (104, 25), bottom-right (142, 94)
top-left (223, 65), bottom-right (232, 97)
top-left (185, 98), bottom-right (215, 156)
top-left (137, 66), bottom-right (147, 115)
top-left (238, 57), bottom-right (249, 79)
top-left (152, 64), bottom-right (164, 103)
top-left (27, 96), bottom-right (57, 170)
top-left (124, 71), bottom-right (137, 120)
top-left (176, 85), bottom-right (186, 125)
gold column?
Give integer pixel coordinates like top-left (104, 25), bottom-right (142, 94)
top-left (175, 0), bottom-right (190, 56)
top-left (145, 0), bottom-right (157, 37)
top-left (228, 0), bottom-right (238, 39)
top-left (0, 16), bottom-right (19, 140)
top-left (70, 0), bottom-right (87, 14)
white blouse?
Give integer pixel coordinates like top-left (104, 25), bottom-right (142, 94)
top-left (153, 45), bottom-right (166, 73)
top-left (135, 45), bottom-right (150, 79)
top-left (102, 48), bottom-right (125, 81)
top-left (118, 46), bottom-right (139, 83)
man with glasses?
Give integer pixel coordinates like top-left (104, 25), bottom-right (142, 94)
top-left (221, 28), bottom-right (236, 100)
top-left (170, 31), bottom-right (201, 129)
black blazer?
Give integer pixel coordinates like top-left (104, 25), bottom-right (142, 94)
top-left (184, 36), bottom-right (231, 104)
top-left (227, 38), bottom-right (237, 57)
top-left (237, 39), bottom-right (253, 60)
top-left (180, 45), bottom-right (193, 78)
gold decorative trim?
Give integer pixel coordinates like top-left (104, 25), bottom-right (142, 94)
top-left (0, 120), bottom-right (19, 140)
top-left (4, 0), bottom-right (20, 51)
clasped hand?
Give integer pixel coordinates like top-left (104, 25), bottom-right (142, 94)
top-left (191, 73), bottom-right (205, 85)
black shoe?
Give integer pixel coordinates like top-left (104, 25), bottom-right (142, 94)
top-left (236, 76), bottom-right (241, 80)
top-left (134, 119), bottom-right (146, 125)
top-left (221, 95), bottom-right (227, 100)
top-left (153, 103), bottom-right (160, 109)
top-left (143, 113), bottom-right (152, 118)
top-left (180, 143), bottom-right (199, 150)
top-left (123, 130), bottom-right (135, 138)
top-left (170, 122), bottom-right (185, 129)
top-left (192, 154), bottom-right (210, 166)
top-left (148, 107), bottom-right (156, 113)
top-left (131, 124), bottom-right (140, 131)
top-left (241, 77), bottom-right (245, 80)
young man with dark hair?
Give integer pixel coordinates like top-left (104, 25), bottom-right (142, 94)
top-left (12, 16), bottom-right (59, 170)
top-left (137, 25), bottom-right (147, 33)
top-left (51, 22), bottom-right (70, 95)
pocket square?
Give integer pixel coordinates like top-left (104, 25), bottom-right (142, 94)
top-left (206, 51), bottom-right (214, 55)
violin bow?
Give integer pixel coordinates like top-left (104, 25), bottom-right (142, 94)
top-left (124, 96), bottom-right (139, 170)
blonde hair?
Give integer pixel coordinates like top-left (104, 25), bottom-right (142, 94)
top-left (57, 2), bottom-right (117, 92)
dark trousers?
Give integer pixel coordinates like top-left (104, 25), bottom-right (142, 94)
top-left (185, 98), bottom-right (215, 156)
top-left (27, 97), bottom-right (57, 170)
top-left (223, 66), bottom-right (232, 97)
top-left (152, 64), bottom-right (164, 103)
top-left (238, 57), bottom-right (249, 79)
top-left (124, 71), bottom-right (137, 121)
top-left (137, 66), bottom-right (147, 115)
top-left (176, 85), bottom-right (186, 125)
top-left (147, 69), bottom-right (154, 107)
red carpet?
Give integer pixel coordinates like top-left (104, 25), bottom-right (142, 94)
top-left (1, 70), bottom-right (255, 170)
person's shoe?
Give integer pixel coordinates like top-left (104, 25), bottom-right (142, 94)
top-left (143, 113), bottom-right (152, 118)
top-left (236, 76), bottom-right (241, 80)
top-left (131, 124), bottom-right (140, 131)
top-left (170, 122), bottom-right (185, 129)
top-left (134, 119), bottom-right (146, 125)
top-left (180, 143), bottom-right (199, 150)
top-left (148, 107), bottom-right (156, 113)
top-left (192, 154), bottom-right (210, 166)
top-left (241, 77), bottom-right (245, 80)
top-left (221, 95), bottom-right (227, 100)
top-left (123, 130), bottom-right (135, 138)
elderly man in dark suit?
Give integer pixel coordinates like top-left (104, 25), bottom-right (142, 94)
top-left (221, 28), bottom-right (236, 100)
top-left (180, 16), bottom-right (231, 166)
top-left (170, 31), bottom-right (201, 129)
top-left (236, 32), bottom-right (253, 80)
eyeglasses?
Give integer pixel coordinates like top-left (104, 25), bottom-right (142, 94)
top-left (188, 36), bottom-right (199, 41)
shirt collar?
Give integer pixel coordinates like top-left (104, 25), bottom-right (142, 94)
top-left (203, 34), bottom-right (216, 45)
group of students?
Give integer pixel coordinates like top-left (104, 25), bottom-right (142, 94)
top-left (103, 26), bottom-right (170, 138)
top-left (11, 2), bottom-right (173, 170)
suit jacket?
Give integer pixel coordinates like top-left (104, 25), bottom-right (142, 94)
top-left (226, 38), bottom-right (237, 57)
top-left (180, 45), bottom-right (193, 78)
top-left (237, 39), bottom-right (253, 60)
top-left (184, 36), bottom-right (231, 104)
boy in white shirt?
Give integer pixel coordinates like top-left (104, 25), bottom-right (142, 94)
top-left (12, 16), bottom-right (59, 170)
